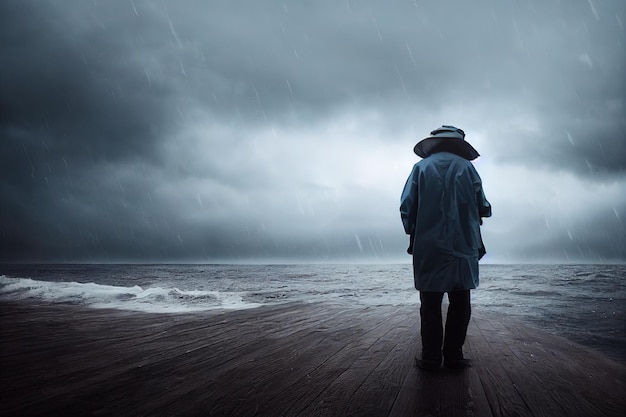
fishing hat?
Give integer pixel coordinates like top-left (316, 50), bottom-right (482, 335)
top-left (413, 125), bottom-right (480, 161)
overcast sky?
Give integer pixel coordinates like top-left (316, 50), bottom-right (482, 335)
top-left (1, 0), bottom-right (624, 263)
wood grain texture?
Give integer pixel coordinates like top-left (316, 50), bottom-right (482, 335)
top-left (1, 300), bottom-right (624, 417)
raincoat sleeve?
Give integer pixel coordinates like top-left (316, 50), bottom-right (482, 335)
top-left (400, 164), bottom-right (419, 235)
top-left (477, 187), bottom-right (492, 219)
top-left (471, 173), bottom-right (491, 259)
top-left (471, 165), bottom-right (492, 222)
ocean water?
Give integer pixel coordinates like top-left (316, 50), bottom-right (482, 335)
top-left (1, 263), bottom-right (624, 361)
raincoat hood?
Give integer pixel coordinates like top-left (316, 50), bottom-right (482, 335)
top-left (413, 125), bottom-right (480, 161)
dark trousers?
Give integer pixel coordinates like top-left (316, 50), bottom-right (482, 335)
top-left (419, 290), bottom-right (471, 361)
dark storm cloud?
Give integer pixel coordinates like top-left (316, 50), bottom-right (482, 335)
top-left (5, 0), bottom-right (622, 166)
top-left (163, 0), bottom-right (625, 176)
top-left (1, 0), bottom-right (624, 262)
top-left (0, 0), bottom-right (180, 260)
top-left (0, 2), bottom-right (175, 160)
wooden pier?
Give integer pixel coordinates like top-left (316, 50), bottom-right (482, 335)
top-left (1, 300), bottom-right (624, 416)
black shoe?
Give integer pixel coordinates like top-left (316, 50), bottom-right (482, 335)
top-left (443, 358), bottom-right (472, 369)
top-left (414, 357), bottom-right (441, 371)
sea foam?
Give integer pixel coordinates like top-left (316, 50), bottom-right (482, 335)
top-left (0, 275), bottom-right (260, 313)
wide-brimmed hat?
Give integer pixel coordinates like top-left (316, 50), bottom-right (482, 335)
top-left (413, 125), bottom-right (480, 161)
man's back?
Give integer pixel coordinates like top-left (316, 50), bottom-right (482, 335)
top-left (401, 151), bottom-right (490, 291)
top-left (413, 152), bottom-right (484, 257)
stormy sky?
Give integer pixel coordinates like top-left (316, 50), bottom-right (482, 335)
top-left (1, 0), bottom-right (624, 263)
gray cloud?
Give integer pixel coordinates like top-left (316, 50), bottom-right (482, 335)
top-left (1, 0), bottom-right (624, 262)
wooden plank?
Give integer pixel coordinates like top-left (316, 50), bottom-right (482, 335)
top-left (249, 307), bottom-right (412, 417)
top-left (2, 302), bottom-right (337, 415)
top-left (490, 313), bottom-right (626, 417)
top-left (462, 339), bottom-right (497, 417)
top-left (472, 311), bottom-right (626, 417)
top-left (388, 362), bottom-right (422, 417)
top-left (1, 301), bottom-right (625, 417)
top-left (466, 313), bottom-right (539, 417)
top-left (80, 304), bottom-right (397, 416)
top-left (104, 305), bottom-right (373, 416)
top-left (339, 312), bottom-right (419, 416)
top-left (283, 307), bottom-right (414, 417)
top-left (184, 306), bottom-right (402, 416)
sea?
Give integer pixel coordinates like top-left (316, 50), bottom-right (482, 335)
top-left (0, 263), bottom-right (624, 362)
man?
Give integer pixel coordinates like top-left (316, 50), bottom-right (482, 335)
top-left (400, 125), bottom-right (491, 370)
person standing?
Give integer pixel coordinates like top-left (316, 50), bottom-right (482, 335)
top-left (400, 125), bottom-right (491, 370)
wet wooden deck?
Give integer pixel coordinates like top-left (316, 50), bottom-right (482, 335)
top-left (1, 300), bottom-right (624, 416)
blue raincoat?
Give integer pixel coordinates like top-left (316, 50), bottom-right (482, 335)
top-left (400, 152), bottom-right (491, 291)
